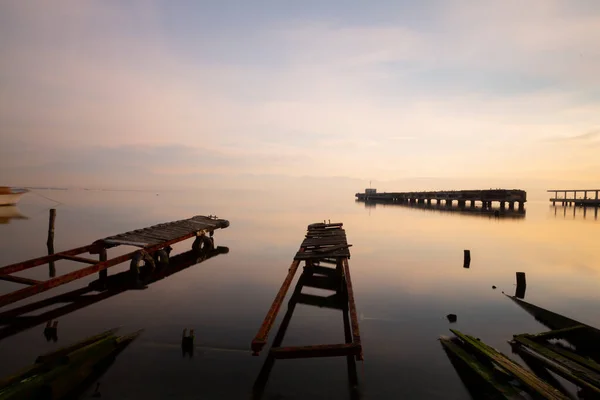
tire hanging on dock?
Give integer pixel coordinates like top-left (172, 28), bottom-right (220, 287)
top-left (192, 234), bottom-right (214, 253)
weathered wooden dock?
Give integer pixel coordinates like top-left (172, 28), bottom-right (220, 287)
top-left (356, 188), bottom-right (527, 211)
top-left (0, 246), bottom-right (229, 341)
top-left (251, 222), bottom-right (360, 397)
top-left (251, 222), bottom-right (360, 359)
top-left (548, 189), bottom-right (600, 207)
top-left (0, 215), bottom-right (229, 308)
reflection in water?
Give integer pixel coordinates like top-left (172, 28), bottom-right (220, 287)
top-left (551, 205), bottom-right (599, 221)
top-left (0, 247), bottom-right (229, 342)
top-left (357, 199), bottom-right (526, 219)
top-left (0, 206), bottom-right (28, 225)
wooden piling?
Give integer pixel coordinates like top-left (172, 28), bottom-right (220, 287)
top-left (47, 209), bottom-right (56, 278)
top-left (463, 250), bottom-right (471, 268)
top-left (516, 272), bottom-right (526, 299)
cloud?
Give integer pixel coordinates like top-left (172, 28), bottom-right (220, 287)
top-left (545, 129), bottom-right (600, 142)
top-left (1, 1), bottom-right (600, 187)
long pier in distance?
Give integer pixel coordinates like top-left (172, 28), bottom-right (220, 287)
top-left (355, 189), bottom-right (527, 211)
top-left (548, 189), bottom-right (600, 207)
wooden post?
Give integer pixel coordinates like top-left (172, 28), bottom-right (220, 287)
top-left (99, 248), bottom-right (107, 281)
top-left (515, 272), bottom-right (526, 299)
top-left (47, 209), bottom-right (56, 278)
top-left (463, 250), bottom-right (471, 269)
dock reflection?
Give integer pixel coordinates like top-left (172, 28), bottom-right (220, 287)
top-left (356, 199), bottom-right (526, 219)
top-left (550, 205), bottom-right (599, 221)
top-left (0, 246), bottom-right (229, 341)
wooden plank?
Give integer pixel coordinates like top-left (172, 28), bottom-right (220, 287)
top-left (343, 258), bottom-right (362, 360)
top-left (451, 330), bottom-right (567, 400)
top-left (0, 245), bottom-right (93, 276)
top-left (59, 254), bottom-right (98, 265)
top-left (0, 275), bottom-right (42, 286)
top-left (514, 341), bottom-right (600, 396)
top-left (251, 259), bottom-right (301, 355)
top-left (529, 325), bottom-right (587, 340)
top-left (513, 335), bottom-right (600, 389)
top-left (270, 343), bottom-right (360, 359)
top-left (313, 244), bottom-right (352, 253)
top-left (440, 337), bottom-right (528, 399)
top-left (102, 239), bottom-right (149, 247)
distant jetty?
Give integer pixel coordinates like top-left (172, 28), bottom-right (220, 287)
top-left (355, 188), bottom-right (527, 211)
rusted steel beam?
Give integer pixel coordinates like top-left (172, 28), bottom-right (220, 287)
top-left (0, 245), bottom-right (93, 276)
top-left (0, 233), bottom-right (196, 308)
top-left (270, 343), bottom-right (361, 359)
top-left (343, 258), bottom-right (362, 360)
top-left (251, 259), bottom-right (301, 356)
top-left (58, 254), bottom-right (99, 264)
top-left (0, 275), bottom-right (42, 286)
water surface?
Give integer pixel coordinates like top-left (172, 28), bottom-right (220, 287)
top-left (0, 187), bottom-right (598, 399)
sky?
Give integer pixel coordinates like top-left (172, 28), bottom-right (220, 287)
top-left (0, 0), bottom-right (599, 190)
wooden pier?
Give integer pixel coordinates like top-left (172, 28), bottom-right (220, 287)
top-left (251, 222), bottom-right (360, 397)
top-left (251, 222), bottom-right (360, 358)
top-left (0, 246), bottom-right (229, 341)
top-left (356, 197), bottom-right (526, 218)
top-left (356, 189), bottom-right (527, 211)
top-left (548, 189), bottom-right (600, 207)
top-left (0, 215), bottom-right (229, 308)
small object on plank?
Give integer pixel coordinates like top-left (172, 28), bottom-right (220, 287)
top-left (447, 314), bottom-right (457, 323)
top-left (492, 285), bottom-right (497, 289)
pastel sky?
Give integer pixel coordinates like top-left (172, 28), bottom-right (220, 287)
top-left (1, 0), bottom-right (599, 189)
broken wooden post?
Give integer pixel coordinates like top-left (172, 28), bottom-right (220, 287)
top-left (463, 250), bottom-right (471, 268)
top-left (47, 209), bottom-right (56, 278)
top-left (515, 272), bottom-right (527, 299)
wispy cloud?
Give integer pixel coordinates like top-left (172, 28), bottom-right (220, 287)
top-left (546, 129), bottom-right (600, 142)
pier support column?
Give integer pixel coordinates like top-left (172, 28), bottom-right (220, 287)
top-left (509, 202), bottom-right (515, 210)
top-left (427, 199), bottom-right (431, 205)
top-left (518, 202), bottom-right (524, 212)
top-left (446, 200), bottom-right (453, 207)
top-left (457, 200), bottom-right (465, 208)
top-left (500, 202), bottom-right (506, 210)
top-left (470, 200), bottom-right (476, 208)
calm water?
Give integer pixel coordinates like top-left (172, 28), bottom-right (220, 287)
top-left (0, 187), bottom-right (599, 399)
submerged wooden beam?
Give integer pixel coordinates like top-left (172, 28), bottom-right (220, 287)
top-left (0, 245), bottom-right (93, 276)
top-left (343, 258), bottom-right (362, 360)
top-left (513, 337), bottom-right (600, 395)
top-left (270, 343), bottom-right (361, 359)
top-left (513, 335), bottom-right (600, 392)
